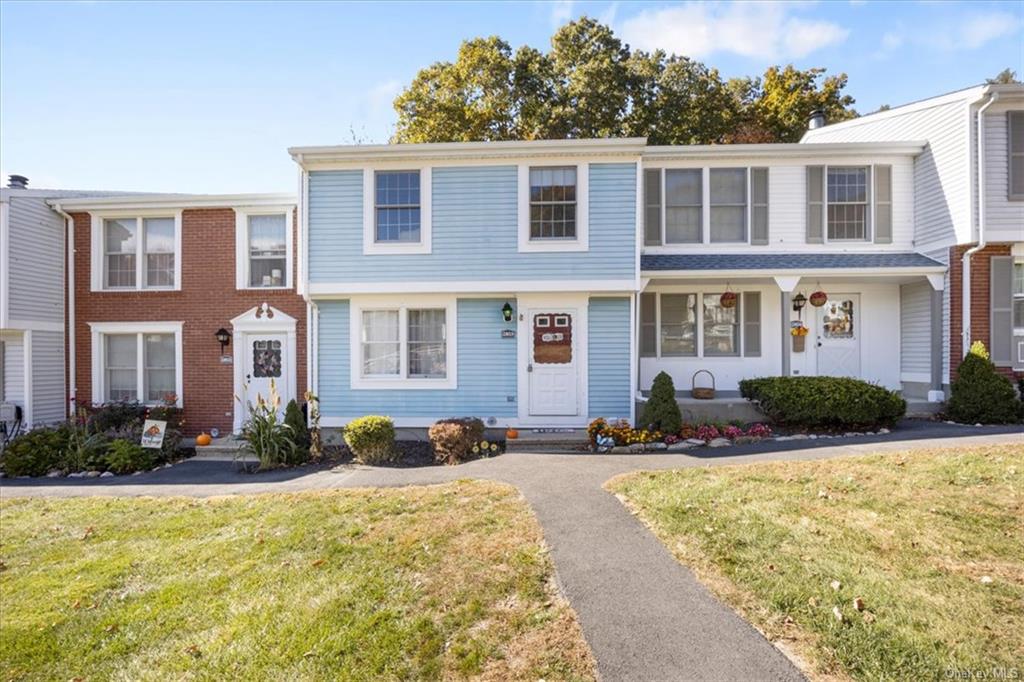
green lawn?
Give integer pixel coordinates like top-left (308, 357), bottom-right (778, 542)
top-left (609, 445), bottom-right (1024, 681)
top-left (0, 482), bottom-right (594, 681)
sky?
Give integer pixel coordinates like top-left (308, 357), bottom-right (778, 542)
top-left (1, 0), bottom-right (1022, 194)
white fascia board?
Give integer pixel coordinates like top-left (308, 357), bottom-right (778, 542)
top-left (642, 266), bottom-right (947, 278)
top-left (307, 279), bottom-right (639, 296)
top-left (644, 141), bottom-right (926, 160)
top-left (49, 193), bottom-right (296, 211)
top-left (289, 138), bottom-right (649, 166)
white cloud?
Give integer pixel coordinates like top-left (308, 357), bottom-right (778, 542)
top-left (617, 1), bottom-right (849, 60)
top-left (962, 11), bottom-right (1020, 49)
top-left (550, 0), bottom-right (575, 28)
top-left (873, 10), bottom-right (1020, 59)
top-left (367, 79), bottom-right (402, 112)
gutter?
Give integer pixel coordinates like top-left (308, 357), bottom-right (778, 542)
top-left (51, 203), bottom-right (76, 417)
top-left (961, 90), bottom-right (999, 357)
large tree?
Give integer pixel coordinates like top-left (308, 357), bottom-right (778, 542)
top-left (391, 18), bottom-right (857, 144)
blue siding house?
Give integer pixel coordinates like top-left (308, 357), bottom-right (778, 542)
top-left (292, 135), bottom-right (956, 430)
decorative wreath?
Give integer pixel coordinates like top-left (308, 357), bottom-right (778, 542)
top-left (809, 291), bottom-right (828, 307)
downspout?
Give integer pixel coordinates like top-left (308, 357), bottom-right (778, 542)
top-left (961, 91), bottom-right (999, 357)
top-left (52, 203), bottom-right (76, 417)
top-left (293, 156), bottom-right (319, 412)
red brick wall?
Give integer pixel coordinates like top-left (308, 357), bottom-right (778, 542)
top-left (70, 208), bottom-right (306, 435)
top-left (948, 242), bottom-right (1021, 382)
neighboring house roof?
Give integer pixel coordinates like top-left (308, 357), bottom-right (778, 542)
top-left (47, 192), bottom-right (295, 211)
top-left (641, 253), bottom-right (946, 273)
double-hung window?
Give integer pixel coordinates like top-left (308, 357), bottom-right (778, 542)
top-left (529, 167), bottom-right (577, 239)
top-left (1014, 262), bottom-right (1024, 330)
top-left (235, 208), bottom-right (292, 289)
top-left (709, 169), bottom-right (747, 243)
top-left (639, 291), bottom-right (760, 359)
top-left (1009, 111), bottom-right (1024, 201)
top-left (826, 167), bottom-right (870, 240)
top-left (91, 323), bottom-right (183, 406)
top-left (375, 171), bottom-right (421, 242)
top-left (355, 300), bottom-right (455, 388)
top-left (665, 169), bottom-right (702, 243)
top-left (98, 215), bottom-right (180, 290)
top-left (644, 168), bottom-right (763, 245)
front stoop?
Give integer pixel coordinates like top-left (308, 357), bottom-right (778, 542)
top-left (505, 429), bottom-right (590, 453)
top-left (190, 436), bottom-right (255, 462)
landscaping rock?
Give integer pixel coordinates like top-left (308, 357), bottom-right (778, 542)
top-left (879, 428), bottom-right (891, 434)
top-left (84, 471), bottom-right (102, 478)
top-left (667, 442), bottom-right (695, 451)
top-left (685, 438), bottom-right (706, 446)
top-left (628, 443), bottom-right (645, 453)
top-left (68, 472), bottom-right (86, 478)
top-left (46, 470), bottom-right (63, 478)
top-left (100, 472), bottom-right (115, 478)
top-left (790, 433), bottom-right (809, 440)
top-left (707, 438), bottom-right (732, 448)
top-left (647, 442), bottom-right (668, 450)
top-left (610, 446), bottom-right (631, 454)
top-left (774, 436), bottom-right (794, 442)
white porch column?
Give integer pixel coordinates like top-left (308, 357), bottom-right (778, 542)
top-left (927, 273), bottom-right (945, 402)
top-left (774, 276), bottom-right (800, 377)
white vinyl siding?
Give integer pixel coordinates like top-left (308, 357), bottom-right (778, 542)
top-left (900, 281), bottom-right (931, 379)
top-left (6, 196), bottom-right (65, 324)
top-left (983, 110), bottom-right (1024, 238)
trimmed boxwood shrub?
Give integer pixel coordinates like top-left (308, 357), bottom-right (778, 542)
top-left (0, 425), bottom-right (69, 477)
top-left (946, 342), bottom-right (1023, 424)
top-left (284, 399), bottom-right (311, 455)
top-left (639, 371), bottom-right (682, 434)
top-left (344, 416), bottom-right (396, 465)
top-left (428, 417), bottom-right (485, 465)
top-left (740, 376), bottom-right (906, 429)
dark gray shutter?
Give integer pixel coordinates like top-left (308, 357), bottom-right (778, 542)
top-left (743, 291), bottom-right (761, 357)
top-left (874, 165), bottom-right (892, 244)
top-left (644, 169), bottom-right (662, 246)
top-left (1009, 112), bottom-right (1024, 200)
top-left (751, 168), bottom-right (769, 245)
top-left (640, 292), bottom-right (657, 357)
top-left (991, 256), bottom-right (1013, 365)
top-left (806, 166), bottom-right (824, 243)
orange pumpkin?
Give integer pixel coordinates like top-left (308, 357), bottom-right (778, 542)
top-left (505, 428), bottom-right (519, 440)
top-left (195, 432), bottom-right (212, 447)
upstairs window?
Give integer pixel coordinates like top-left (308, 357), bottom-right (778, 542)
top-left (375, 170), bottom-right (421, 242)
top-left (827, 167), bottom-right (869, 240)
top-left (1009, 111), bottom-right (1024, 201)
top-left (665, 169), bottom-right (702, 244)
top-left (100, 215), bottom-right (179, 290)
top-left (247, 214), bottom-right (288, 287)
top-left (529, 167), bottom-right (577, 240)
top-left (709, 169), bottom-right (747, 243)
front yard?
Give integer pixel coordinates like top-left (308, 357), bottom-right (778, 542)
top-left (609, 444), bottom-right (1024, 681)
top-left (0, 482), bottom-right (594, 681)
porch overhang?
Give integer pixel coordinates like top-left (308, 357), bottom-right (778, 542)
top-left (641, 253), bottom-right (946, 282)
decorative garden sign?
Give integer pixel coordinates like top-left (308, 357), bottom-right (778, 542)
top-left (140, 420), bottom-right (167, 449)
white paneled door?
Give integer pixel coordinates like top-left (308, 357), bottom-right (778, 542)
top-left (816, 294), bottom-right (861, 379)
top-left (528, 310), bottom-right (578, 416)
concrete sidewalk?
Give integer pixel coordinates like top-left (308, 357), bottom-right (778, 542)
top-left (2, 428), bottom-right (1021, 681)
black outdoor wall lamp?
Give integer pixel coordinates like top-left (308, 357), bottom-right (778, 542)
top-left (792, 293), bottom-right (807, 312)
top-left (501, 302), bottom-right (514, 322)
top-left (215, 328), bottom-right (232, 353)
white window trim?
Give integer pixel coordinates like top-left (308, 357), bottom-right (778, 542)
top-left (644, 289), bottom-right (752, 359)
top-left (517, 163), bottom-right (589, 253)
top-left (823, 164), bottom-right (873, 243)
top-left (348, 295), bottom-right (457, 390)
top-left (362, 167), bottom-right (432, 255)
top-left (88, 321), bottom-right (184, 407)
top-left (90, 211), bottom-right (182, 292)
top-left (235, 206), bottom-right (294, 290)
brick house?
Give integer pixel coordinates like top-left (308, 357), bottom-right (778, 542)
top-left (48, 193), bottom-right (305, 436)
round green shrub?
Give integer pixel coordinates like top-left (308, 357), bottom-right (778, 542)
top-left (0, 425), bottom-right (69, 477)
top-left (105, 439), bottom-right (154, 475)
top-left (344, 416), bottom-right (396, 465)
top-left (639, 371), bottom-right (682, 434)
top-left (739, 376), bottom-right (906, 429)
top-left (946, 342), bottom-right (1023, 424)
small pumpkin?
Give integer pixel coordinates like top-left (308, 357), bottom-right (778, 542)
top-left (505, 428), bottom-right (519, 440)
top-left (809, 291), bottom-right (828, 307)
top-left (195, 432), bottom-right (212, 447)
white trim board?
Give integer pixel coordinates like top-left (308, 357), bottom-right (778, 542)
top-left (308, 279), bottom-right (638, 295)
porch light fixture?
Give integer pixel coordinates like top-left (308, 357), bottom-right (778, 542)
top-left (214, 328), bottom-right (232, 353)
top-left (501, 302), bottom-right (514, 322)
top-left (792, 293), bottom-right (807, 312)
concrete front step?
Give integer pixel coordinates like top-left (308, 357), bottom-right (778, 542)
top-left (506, 429), bottom-right (589, 452)
top-left (191, 436), bottom-right (254, 461)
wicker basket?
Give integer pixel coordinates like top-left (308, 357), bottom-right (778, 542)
top-left (691, 369), bottom-right (716, 400)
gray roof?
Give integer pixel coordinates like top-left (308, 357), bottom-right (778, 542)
top-left (642, 252), bottom-right (945, 271)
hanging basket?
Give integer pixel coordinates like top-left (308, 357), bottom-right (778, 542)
top-left (809, 291), bottom-right (828, 307)
top-left (691, 369), bottom-right (716, 400)
top-left (719, 291), bottom-right (738, 309)
top-left (792, 335), bottom-right (806, 353)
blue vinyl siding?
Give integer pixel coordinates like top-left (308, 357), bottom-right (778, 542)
top-left (317, 298), bottom-right (518, 419)
top-left (307, 163), bottom-right (636, 283)
top-left (588, 297), bottom-right (632, 420)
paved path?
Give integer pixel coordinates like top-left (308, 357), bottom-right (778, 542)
top-left (3, 426), bottom-right (1022, 681)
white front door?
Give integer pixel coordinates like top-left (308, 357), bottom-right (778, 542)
top-left (528, 310), bottom-right (578, 416)
top-left (816, 294), bottom-right (861, 378)
top-left (241, 332), bottom-right (291, 422)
